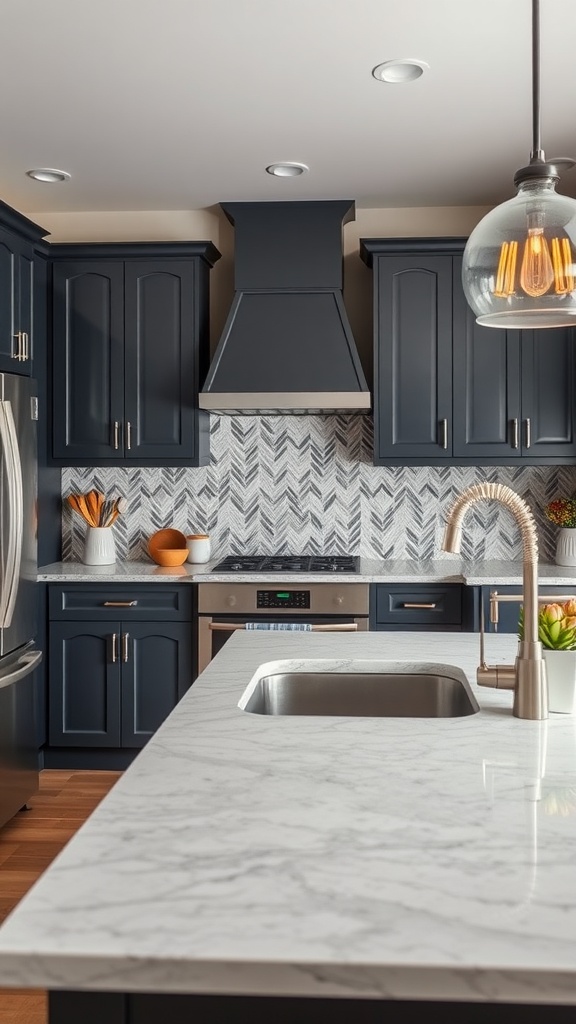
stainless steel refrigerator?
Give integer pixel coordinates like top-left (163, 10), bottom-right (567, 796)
top-left (0, 373), bottom-right (42, 829)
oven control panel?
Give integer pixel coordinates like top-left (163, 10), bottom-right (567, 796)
top-left (257, 590), bottom-right (311, 609)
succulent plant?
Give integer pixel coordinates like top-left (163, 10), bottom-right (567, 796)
top-left (519, 601), bottom-right (576, 650)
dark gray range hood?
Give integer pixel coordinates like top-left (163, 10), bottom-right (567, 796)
top-left (199, 200), bottom-right (370, 414)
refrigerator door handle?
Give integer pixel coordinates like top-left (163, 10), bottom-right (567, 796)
top-left (0, 649), bottom-right (41, 691)
top-left (0, 400), bottom-right (24, 629)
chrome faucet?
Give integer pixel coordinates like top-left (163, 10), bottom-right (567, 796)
top-left (442, 482), bottom-right (548, 721)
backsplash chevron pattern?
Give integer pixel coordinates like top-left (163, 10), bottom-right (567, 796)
top-left (62, 416), bottom-right (576, 563)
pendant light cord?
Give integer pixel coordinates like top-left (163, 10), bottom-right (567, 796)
top-left (532, 0), bottom-right (544, 160)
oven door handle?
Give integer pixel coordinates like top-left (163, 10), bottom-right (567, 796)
top-left (208, 622), bottom-right (358, 632)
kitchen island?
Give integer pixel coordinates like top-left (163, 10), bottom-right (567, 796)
top-left (1, 630), bottom-right (576, 1022)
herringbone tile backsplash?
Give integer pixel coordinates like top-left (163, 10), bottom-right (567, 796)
top-left (61, 415), bottom-right (576, 563)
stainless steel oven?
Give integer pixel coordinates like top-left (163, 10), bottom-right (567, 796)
top-left (197, 582), bottom-right (370, 674)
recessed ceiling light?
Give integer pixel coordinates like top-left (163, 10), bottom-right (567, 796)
top-left (26, 168), bottom-right (71, 183)
top-left (372, 59), bottom-right (429, 84)
top-left (265, 162), bottom-right (309, 177)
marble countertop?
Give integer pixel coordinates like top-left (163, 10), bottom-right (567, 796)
top-left (2, 630), bottom-right (576, 1003)
top-left (37, 557), bottom-right (576, 586)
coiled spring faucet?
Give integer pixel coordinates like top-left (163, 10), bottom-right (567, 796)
top-left (442, 482), bottom-right (548, 720)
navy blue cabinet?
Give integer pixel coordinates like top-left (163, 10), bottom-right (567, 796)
top-left (0, 201), bottom-right (48, 375)
top-left (51, 242), bottom-right (220, 466)
top-left (370, 583), bottom-right (477, 632)
top-left (360, 238), bottom-right (576, 465)
top-left (480, 584), bottom-right (576, 635)
top-left (48, 585), bottom-right (194, 760)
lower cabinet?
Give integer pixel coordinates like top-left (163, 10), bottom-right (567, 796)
top-left (49, 621), bottom-right (192, 748)
top-left (47, 584), bottom-right (194, 765)
top-left (480, 584), bottom-right (576, 634)
top-left (370, 584), bottom-right (477, 632)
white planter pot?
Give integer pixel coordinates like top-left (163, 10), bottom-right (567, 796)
top-left (555, 528), bottom-right (576, 566)
top-left (83, 527), bottom-right (116, 566)
top-left (543, 649), bottom-right (576, 714)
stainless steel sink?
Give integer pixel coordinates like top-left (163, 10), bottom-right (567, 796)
top-left (240, 666), bottom-right (479, 718)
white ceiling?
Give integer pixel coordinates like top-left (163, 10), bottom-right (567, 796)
top-left (2, 0), bottom-right (576, 215)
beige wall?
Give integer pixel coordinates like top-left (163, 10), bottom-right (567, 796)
top-left (37, 204), bottom-right (492, 377)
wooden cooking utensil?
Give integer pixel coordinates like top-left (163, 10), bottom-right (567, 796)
top-left (67, 494), bottom-right (83, 517)
top-left (85, 490), bottom-right (97, 525)
top-left (77, 494), bottom-right (96, 527)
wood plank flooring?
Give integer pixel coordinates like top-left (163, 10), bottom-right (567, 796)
top-left (0, 770), bottom-right (121, 1024)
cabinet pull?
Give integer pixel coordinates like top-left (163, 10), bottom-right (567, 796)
top-left (439, 419), bottom-right (448, 450)
top-left (111, 633), bottom-right (118, 663)
top-left (103, 600), bottom-right (138, 607)
top-left (126, 421), bottom-right (132, 450)
top-left (402, 602), bottom-right (437, 609)
top-left (525, 417), bottom-right (531, 449)
top-left (511, 417), bottom-right (519, 449)
top-left (113, 420), bottom-right (120, 450)
top-left (21, 332), bottom-right (29, 361)
top-left (122, 632), bottom-right (130, 663)
top-left (12, 333), bottom-right (22, 361)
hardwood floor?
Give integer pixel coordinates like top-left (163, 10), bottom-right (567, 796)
top-left (0, 770), bottom-right (121, 1024)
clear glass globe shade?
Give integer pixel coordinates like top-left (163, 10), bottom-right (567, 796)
top-left (462, 181), bottom-right (576, 328)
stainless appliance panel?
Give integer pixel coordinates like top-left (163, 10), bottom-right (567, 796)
top-left (0, 374), bottom-right (37, 658)
top-left (0, 645), bottom-right (42, 828)
top-left (197, 582), bottom-right (370, 675)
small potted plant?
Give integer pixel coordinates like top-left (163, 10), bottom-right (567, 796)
top-left (544, 497), bottom-right (576, 566)
top-left (520, 601), bottom-right (576, 713)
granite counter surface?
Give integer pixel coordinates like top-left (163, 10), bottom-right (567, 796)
top-left (37, 557), bottom-right (576, 586)
top-left (1, 631), bottom-right (576, 1004)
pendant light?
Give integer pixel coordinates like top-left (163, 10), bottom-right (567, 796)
top-left (462, 0), bottom-right (576, 328)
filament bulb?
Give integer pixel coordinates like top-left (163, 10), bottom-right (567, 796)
top-left (519, 227), bottom-right (555, 297)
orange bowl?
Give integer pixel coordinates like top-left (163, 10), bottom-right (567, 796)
top-left (152, 548), bottom-right (189, 566)
top-left (148, 528), bottom-right (187, 560)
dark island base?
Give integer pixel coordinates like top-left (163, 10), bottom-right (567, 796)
top-left (49, 991), bottom-right (576, 1023)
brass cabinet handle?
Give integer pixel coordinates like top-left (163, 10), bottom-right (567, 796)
top-left (402, 602), bottom-right (437, 609)
top-left (511, 417), bottom-right (519, 449)
top-left (525, 417), bottom-right (531, 449)
top-left (126, 421), bottom-right (132, 450)
top-left (111, 633), bottom-right (118, 663)
top-left (113, 421), bottom-right (120, 450)
top-left (122, 632), bottom-right (130, 663)
top-left (103, 600), bottom-right (138, 607)
top-left (439, 419), bottom-right (448, 450)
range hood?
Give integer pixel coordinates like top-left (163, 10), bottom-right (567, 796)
top-left (199, 200), bottom-right (370, 414)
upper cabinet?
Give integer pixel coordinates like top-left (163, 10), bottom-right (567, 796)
top-left (360, 238), bottom-right (576, 466)
top-left (0, 200), bottom-right (49, 375)
top-left (51, 242), bottom-right (221, 466)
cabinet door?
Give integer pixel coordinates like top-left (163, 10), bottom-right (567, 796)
top-left (481, 585), bottom-right (576, 634)
top-left (374, 255), bottom-right (453, 462)
top-left (520, 328), bottom-right (576, 457)
top-left (124, 261), bottom-right (199, 461)
top-left (0, 228), bottom-right (33, 372)
top-left (49, 621), bottom-right (121, 746)
top-left (120, 622), bottom-right (193, 747)
top-left (452, 261), bottom-right (521, 459)
top-left (14, 236), bottom-right (34, 373)
top-left (52, 261), bottom-right (125, 460)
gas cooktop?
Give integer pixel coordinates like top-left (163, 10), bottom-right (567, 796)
top-left (211, 555), bottom-right (360, 573)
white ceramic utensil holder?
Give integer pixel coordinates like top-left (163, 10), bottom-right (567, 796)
top-left (83, 527), bottom-right (116, 566)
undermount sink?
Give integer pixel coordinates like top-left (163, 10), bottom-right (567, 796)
top-left (239, 661), bottom-right (480, 718)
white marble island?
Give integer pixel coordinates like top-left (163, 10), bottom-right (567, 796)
top-left (1, 630), bottom-right (576, 1022)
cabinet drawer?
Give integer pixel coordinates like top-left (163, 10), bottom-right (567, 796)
top-left (49, 584), bottom-right (194, 621)
top-left (371, 584), bottom-right (463, 627)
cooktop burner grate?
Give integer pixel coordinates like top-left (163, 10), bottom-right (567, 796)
top-left (211, 555), bottom-right (360, 573)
